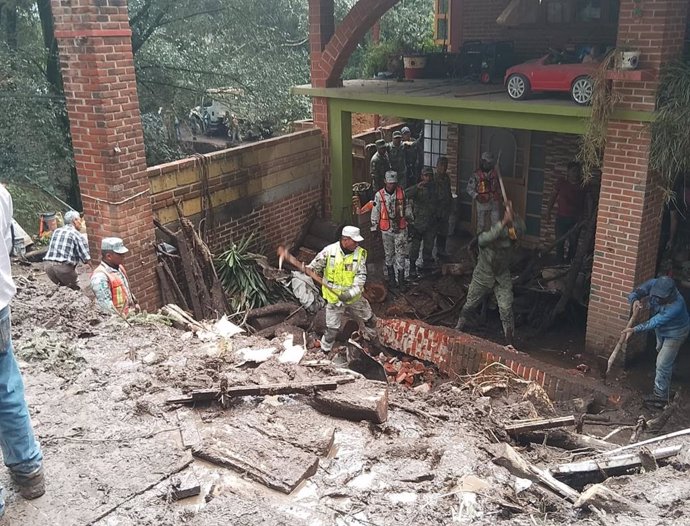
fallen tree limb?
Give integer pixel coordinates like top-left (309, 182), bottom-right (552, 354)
top-left (551, 445), bottom-right (682, 477)
top-left (491, 443), bottom-right (580, 502)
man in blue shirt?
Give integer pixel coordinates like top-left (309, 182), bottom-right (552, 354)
top-left (623, 276), bottom-right (690, 406)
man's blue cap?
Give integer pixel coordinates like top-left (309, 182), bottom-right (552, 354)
top-left (650, 276), bottom-right (675, 299)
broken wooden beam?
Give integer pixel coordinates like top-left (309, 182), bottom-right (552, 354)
top-left (504, 415), bottom-right (575, 434)
top-left (518, 429), bottom-right (616, 452)
top-left (193, 427), bottom-right (319, 494)
top-left (552, 445), bottom-right (683, 478)
top-left (166, 377), bottom-right (353, 405)
top-left (491, 443), bottom-right (580, 503)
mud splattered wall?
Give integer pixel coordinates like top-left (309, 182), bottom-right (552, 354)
top-left (148, 129), bottom-right (323, 254)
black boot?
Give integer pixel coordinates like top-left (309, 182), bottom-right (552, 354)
top-left (387, 266), bottom-right (397, 288)
top-left (409, 263), bottom-right (418, 280)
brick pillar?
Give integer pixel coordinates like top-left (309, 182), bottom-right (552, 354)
top-left (585, 0), bottom-right (689, 355)
top-left (309, 0), bottom-right (336, 218)
top-left (51, 0), bottom-right (159, 310)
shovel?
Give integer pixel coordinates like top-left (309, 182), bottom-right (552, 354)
top-left (605, 306), bottom-right (639, 379)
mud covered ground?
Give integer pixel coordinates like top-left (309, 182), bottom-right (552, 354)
top-left (3, 263), bottom-right (690, 525)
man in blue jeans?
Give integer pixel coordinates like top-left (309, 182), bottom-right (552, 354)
top-left (0, 185), bottom-right (44, 516)
top-left (623, 276), bottom-right (690, 407)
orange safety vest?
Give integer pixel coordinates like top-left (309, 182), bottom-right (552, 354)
top-left (475, 169), bottom-right (500, 204)
top-left (92, 264), bottom-right (132, 314)
top-left (378, 187), bottom-right (408, 231)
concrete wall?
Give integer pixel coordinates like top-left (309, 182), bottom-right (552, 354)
top-left (148, 129), bottom-right (323, 254)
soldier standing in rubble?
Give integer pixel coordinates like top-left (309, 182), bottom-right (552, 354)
top-left (372, 171), bottom-right (409, 289)
top-left (405, 167), bottom-right (437, 279)
top-left (455, 201), bottom-right (523, 346)
top-left (370, 139), bottom-right (391, 191)
top-left (387, 131), bottom-right (407, 186)
top-left (467, 152), bottom-right (501, 233)
top-left (434, 156), bottom-right (453, 258)
top-left (401, 126), bottom-right (422, 186)
top-left (307, 226), bottom-right (377, 353)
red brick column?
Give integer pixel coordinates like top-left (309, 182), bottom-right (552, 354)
top-left (51, 0), bottom-right (159, 310)
top-left (585, 0), bottom-right (689, 354)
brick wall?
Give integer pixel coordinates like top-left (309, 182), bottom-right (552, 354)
top-left (378, 318), bottom-right (622, 404)
top-left (52, 0), bottom-right (159, 310)
top-left (148, 130), bottom-right (323, 255)
top-left (586, 0), bottom-right (689, 354)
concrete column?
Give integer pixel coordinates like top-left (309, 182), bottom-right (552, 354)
top-left (586, 0), bottom-right (689, 354)
top-left (51, 0), bottom-right (159, 310)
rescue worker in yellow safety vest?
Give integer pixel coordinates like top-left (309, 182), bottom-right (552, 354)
top-left (90, 237), bottom-right (137, 316)
top-left (307, 226), bottom-right (377, 353)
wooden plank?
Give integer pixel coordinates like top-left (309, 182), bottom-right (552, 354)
top-left (604, 426), bottom-right (690, 456)
top-left (551, 445), bottom-right (683, 476)
top-left (192, 427), bottom-right (319, 494)
top-left (505, 416), bottom-right (576, 434)
top-left (176, 409), bottom-right (201, 449)
top-left (166, 378), bottom-right (352, 405)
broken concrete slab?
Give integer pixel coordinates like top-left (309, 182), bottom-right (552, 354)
top-left (311, 378), bottom-right (388, 423)
top-left (176, 408), bottom-right (201, 449)
top-left (192, 426), bottom-right (319, 494)
top-left (170, 472), bottom-right (201, 501)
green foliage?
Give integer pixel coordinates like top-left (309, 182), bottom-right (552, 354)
top-left (650, 59), bottom-right (690, 195)
top-left (216, 235), bottom-right (287, 312)
top-left (360, 39), bottom-right (405, 78)
top-left (141, 112), bottom-right (184, 166)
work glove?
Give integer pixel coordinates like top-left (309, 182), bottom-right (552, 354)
top-left (338, 288), bottom-right (356, 303)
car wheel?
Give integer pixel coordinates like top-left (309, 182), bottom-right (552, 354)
top-left (571, 76), bottom-right (593, 105)
top-left (506, 74), bottom-right (530, 101)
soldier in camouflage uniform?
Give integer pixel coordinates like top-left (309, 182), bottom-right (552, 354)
top-left (434, 156), bottom-right (453, 257)
top-left (372, 171), bottom-right (408, 288)
top-left (454, 201), bottom-right (524, 345)
top-left (370, 139), bottom-right (391, 191)
top-left (401, 126), bottom-right (422, 186)
top-left (405, 167), bottom-right (437, 279)
top-left (387, 131), bottom-right (407, 187)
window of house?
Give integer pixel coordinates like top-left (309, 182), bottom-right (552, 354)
top-left (434, 0), bottom-right (450, 44)
top-left (423, 120), bottom-right (448, 170)
top-left (544, 0), bottom-right (618, 24)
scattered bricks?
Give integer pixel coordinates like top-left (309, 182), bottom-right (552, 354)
top-left (378, 318), bottom-right (622, 405)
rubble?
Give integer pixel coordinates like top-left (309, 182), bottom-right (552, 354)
top-left (6, 263), bottom-right (690, 526)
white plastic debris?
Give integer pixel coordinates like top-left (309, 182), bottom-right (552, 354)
top-left (513, 476), bottom-right (533, 494)
top-left (278, 334), bottom-right (306, 364)
top-left (236, 347), bottom-right (276, 364)
top-left (213, 315), bottom-right (244, 338)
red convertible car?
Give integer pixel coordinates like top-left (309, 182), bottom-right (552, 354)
top-left (504, 51), bottom-right (598, 105)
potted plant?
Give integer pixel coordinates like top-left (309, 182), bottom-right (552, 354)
top-left (402, 39), bottom-right (440, 80)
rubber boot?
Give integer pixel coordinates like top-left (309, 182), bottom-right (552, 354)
top-left (454, 316), bottom-right (466, 331)
top-left (409, 263), bottom-right (418, 280)
top-left (437, 235), bottom-right (448, 257)
top-left (387, 266), bottom-right (397, 288)
top-left (504, 327), bottom-right (514, 347)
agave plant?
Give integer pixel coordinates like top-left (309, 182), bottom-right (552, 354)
top-left (216, 235), bottom-right (274, 312)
